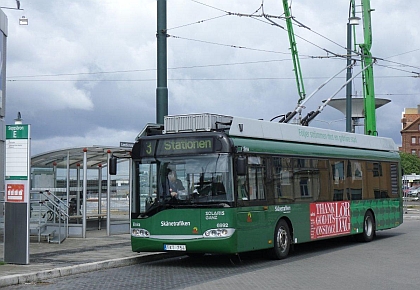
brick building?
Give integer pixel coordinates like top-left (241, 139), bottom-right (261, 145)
top-left (400, 106), bottom-right (420, 156)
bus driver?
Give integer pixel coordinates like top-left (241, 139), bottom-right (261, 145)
top-left (167, 169), bottom-right (185, 198)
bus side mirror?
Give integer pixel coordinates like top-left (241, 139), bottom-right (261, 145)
top-left (109, 156), bottom-right (117, 175)
top-left (237, 157), bottom-right (247, 176)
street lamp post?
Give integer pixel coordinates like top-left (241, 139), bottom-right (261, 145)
top-left (346, 0), bottom-right (359, 133)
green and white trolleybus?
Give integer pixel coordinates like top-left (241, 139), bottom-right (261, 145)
top-left (125, 113), bottom-right (402, 259)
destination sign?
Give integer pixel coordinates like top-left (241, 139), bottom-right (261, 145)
top-left (140, 137), bottom-right (214, 156)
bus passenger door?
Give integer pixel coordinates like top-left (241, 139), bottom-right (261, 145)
top-left (236, 156), bottom-right (271, 252)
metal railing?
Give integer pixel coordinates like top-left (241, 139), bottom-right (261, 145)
top-left (31, 190), bottom-right (69, 243)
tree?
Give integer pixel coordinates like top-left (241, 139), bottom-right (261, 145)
top-left (399, 152), bottom-right (420, 175)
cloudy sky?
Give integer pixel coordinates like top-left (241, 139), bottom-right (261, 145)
top-left (3, 0), bottom-right (420, 155)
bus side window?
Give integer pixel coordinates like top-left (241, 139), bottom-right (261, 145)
top-left (279, 158), bottom-right (294, 201)
top-left (332, 160), bottom-right (346, 201)
top-left (317, 160), bottom-right (330, 201)
top-left (347, 160), bottom-right (363, 200)
top-left (366, 162), bottom-right (382, 199)
top-left (247, 156), bottom-right (265, 200)
top-left (389, 163), bottom-right (399, 198)
top-left (237, 175), bottom-right (248, 200)
top-left (372, 162), bottom-right (391, 199)
top-left (236, 156), bottom-right (247, 176)
top-left (299, 178), bottom-right (309, 196)
top-left (293, 158), bottom-right (320, 201)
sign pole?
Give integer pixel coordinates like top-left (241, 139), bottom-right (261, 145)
top-left (4, 123), bottom-right (31, 264)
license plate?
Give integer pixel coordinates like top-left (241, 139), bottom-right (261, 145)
top-left (164, 244), bottom-right (186, 251)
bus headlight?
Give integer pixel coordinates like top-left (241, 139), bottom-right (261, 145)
top-left (131, 228), bottom-right (150, 237)
top-left (203, 228), bottom-right (235, 238)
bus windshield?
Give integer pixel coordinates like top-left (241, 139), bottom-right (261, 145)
top-left (135, 153), bottom-right (233, 215)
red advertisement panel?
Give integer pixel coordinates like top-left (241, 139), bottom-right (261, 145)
top-left (6, 184), bottom-right (25, 202)
top-left (310, 201), bottom-right (351, 240)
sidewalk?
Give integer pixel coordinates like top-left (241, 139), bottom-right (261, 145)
top-left (404, 208), bottom-right (420, 219)
top-left (1, 212), bottom-right (419, 288)
top-left (0, 229), bottom-right (175, 287)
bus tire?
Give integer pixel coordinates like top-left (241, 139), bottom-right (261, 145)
top-left (360, 211), bottom-right (375, 242)
top-left (269, 219), bottom-right (291, 260)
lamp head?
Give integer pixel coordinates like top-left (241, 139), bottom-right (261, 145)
top-left (349, 16), bottom-right (361, 26)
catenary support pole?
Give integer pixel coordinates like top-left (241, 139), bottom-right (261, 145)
top-left (156, 0), bottom-right (168, 124)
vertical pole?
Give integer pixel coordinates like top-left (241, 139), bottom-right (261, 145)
top-left (346, 22), bottom-right (353, 133)
top-left (66, 152), bottom-right (70, 235)
top-left (403, 174), bottom-right (407, 214)
top-left (76, 163), bottom-right (81, 222)
top-left (66, 152), bottom-right (70, 215)
top-left (82, 148), bottom-right (88, 238)
top-left (98, 164), bottom-right (102, 230)
top-left (128, 157), bottom-right (133, 226)
top-left (53, 162), bottom-right (57, 192)
top-left (106, 151), bottom-right (112, 236)
top-left (52, 162), bottom-right (57, 221)
top-left (156, 0), bottom-right (168, 124)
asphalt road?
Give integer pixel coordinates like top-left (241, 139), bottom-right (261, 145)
top-left (5, 219), bottom-right (419, 290)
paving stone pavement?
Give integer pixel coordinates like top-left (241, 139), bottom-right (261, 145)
top-left (1, 211), bottom-right (419, 288)
top-left (0, 229), bottom-right (176, 287)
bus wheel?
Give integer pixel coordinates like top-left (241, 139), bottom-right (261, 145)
top-left (269, 219), bottom-right (291, 260)
top-left (360, 211), bottom-right (375, 242)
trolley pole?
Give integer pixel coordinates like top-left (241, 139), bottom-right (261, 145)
top-left (156, 0), bottom-right (168, 124)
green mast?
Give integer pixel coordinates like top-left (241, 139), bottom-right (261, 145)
top-left (283, 0), bottom-right (306, 104)
top-left (360, 0), bottom-right (376, 135)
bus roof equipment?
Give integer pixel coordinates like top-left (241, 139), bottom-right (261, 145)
top-left (161, 113), bottom-right (397, 153)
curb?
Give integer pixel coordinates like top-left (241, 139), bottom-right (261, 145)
top-left (0, 252), bottom-right (181, 287)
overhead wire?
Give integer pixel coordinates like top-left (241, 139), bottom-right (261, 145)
top-left (185, 0), bottom-right (420, 112)
top-left (190, 0), bottom-right (420, 78)
top-left (376, 58), bottom-right (420, 73)
top-left (190, 0), bottom-right (351, 60)
top-left (375, 64), bottom-right (420, 77)
top-left (7, 74), bottom-right (417, 83)
top-left (385, 48), bottom-right (420, 59)
top-left (7, 0), bottom-right (420, 85)
top-left (190, 0), bottom-right (228, 13)
top-left (167, 34), bottom-right (292, 55)
top-left (6, 58), bottom-right (304, 79)
top-left (167, 14), bottom-right (228, 31)
top-left (187, 1), bottom-right (420, 85)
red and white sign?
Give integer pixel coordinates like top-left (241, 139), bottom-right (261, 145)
top-left (6, 184), bottom-right (25, 202)
top-left (310, 201), bottom-right (351, 240)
